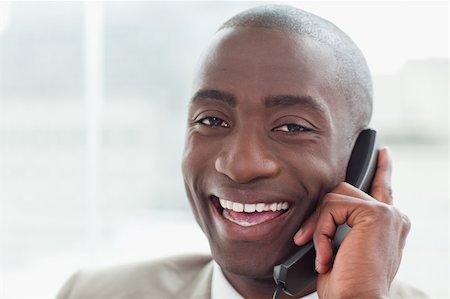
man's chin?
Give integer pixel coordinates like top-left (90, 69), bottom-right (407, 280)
top-left (211, 241), bottom-right (298, 279)
top-left (217, 256), bottom-right (274, 279)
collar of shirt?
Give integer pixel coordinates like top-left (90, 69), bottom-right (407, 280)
top-left (211, 261), bottom-right (318, 299)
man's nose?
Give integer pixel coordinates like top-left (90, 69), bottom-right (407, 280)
top-left (214, 132), bottom-right (280, 184)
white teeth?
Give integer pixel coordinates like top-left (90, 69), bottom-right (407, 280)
top-left (255, 203), bottom-right (265, 212)
top-left (244, 203), bottom-right (256, 213)
top-left (270, 203), bottom-right (277, 212)
top-left (217, 198), bottom-right (290, 213)
top-left (226, 200), bottom-right (233, 209)
top-left (232, 202), bottom-right (244, 212)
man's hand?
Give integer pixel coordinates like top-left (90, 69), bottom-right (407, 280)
top-left (293, 148), bottom-right (411, 299)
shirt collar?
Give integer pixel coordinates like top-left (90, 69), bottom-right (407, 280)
top-left (212, 261), bottom-right (243, 299)
top-left (211, 261), bottom-right (318, 299)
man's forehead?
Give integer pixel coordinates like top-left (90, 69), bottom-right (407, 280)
top-left (198, 26), bottom-right (338, 81)
top-left (194, 28), bottom-right (339, 96)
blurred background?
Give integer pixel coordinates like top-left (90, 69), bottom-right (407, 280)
top-left (0, 1), bottom-right (448, 298)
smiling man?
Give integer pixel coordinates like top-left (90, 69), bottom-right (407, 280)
top-left (181, 5), bottom-right (415, 298)
top-left (57, 5), bottom-right (426, 299)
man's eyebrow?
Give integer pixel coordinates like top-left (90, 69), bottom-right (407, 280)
top-left (191, 89), bottom-right (236, 107)
top-left (265, 95), bottom-right (326, 113)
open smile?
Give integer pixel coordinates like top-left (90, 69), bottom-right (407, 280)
top-left (218, 197), bottom-right (290, 227)
top-left (210, 195), bottom-right (293, 240)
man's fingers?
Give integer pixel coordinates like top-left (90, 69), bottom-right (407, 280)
top-left (293, 213), bottom-right (335, 274)
top-left (314, 235), bottom-right (334, 273)
top-left (370, 147), bottom-right (393, 205)
top-left (313, 214), bottom-right (337, 274)
top-left (293, 208), bottom-right (336, 273)
top-left (293, 209), bottom-right (319, 245)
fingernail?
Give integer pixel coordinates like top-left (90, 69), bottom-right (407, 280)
top-left (294, 228), bottom-right (303, 239)
top-left (315, 258), bottom-right (319, 271)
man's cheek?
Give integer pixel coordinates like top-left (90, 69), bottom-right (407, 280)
top-left (295, 161), bottom-right (338, 210)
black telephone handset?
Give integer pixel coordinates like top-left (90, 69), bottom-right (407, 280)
top-left (272, 129), bottom-right (378, 298)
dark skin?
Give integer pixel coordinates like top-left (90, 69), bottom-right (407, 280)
top-left (182, 27), bottom-right (410, 299)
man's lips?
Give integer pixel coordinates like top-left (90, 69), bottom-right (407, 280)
top-left (211, 195), bottom-right (290, 227)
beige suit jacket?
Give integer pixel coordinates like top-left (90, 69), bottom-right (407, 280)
top-left (56, 254), bottom-right (428, 299)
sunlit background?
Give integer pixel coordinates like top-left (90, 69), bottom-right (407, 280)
top-left (0, 1), bottom-right (448, 298)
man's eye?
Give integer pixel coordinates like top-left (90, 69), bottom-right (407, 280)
top-left (197, 117), bottom-right (229, 128)
top-left (273, 124), bottom-right (311, 133)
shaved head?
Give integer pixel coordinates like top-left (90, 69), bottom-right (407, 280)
top-left (219, 4), bottom-right (373, 135)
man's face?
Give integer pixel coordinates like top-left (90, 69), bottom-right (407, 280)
top-left (182, 27), bottom-right (353, 278)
